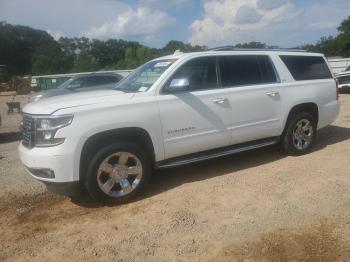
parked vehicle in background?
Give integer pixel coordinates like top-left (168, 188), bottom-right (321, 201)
top-left (335, 65), bottom-right (350, 92)
top-left (29, 72), bottom-right (123, 102)
top-left (19, 48), bottom-right (339, 204)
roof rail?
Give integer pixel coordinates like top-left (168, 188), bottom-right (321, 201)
top-left (208, 46), bottom-right (307, 52)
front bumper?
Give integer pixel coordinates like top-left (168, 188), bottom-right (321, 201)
top-left (18, 137), bottom-right (82, 196)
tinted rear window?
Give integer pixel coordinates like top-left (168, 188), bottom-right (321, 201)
top-left (219, 55), bottom-right (277, 87)
top-left (280, 55), bottom-right (332, 81)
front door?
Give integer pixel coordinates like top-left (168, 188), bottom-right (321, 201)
top-left (157, 57), bottom-right (232, 159)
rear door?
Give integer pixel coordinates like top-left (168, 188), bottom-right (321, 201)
top-left (218, 55), bottom-right (282, 144)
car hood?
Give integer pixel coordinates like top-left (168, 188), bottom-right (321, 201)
top-left (30, 84), bottom-right (117, 101)
top-left (24, 89), bottom-right (134, 115)
top-left (30, 89), bottom-right (72, 102)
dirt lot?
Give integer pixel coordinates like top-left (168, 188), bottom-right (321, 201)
top-left (0, 93), bottom-right (349, 261)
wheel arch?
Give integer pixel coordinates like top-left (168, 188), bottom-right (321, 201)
top-left (79, 127), bottom-right (156, 182)
top-left (283, 102), bottom-right (319, 133)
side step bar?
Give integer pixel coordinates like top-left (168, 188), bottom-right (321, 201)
top-left (156, 137), bottom-right (279, 169)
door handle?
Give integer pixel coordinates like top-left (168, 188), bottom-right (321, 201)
top-left (212, 98), bottom-right (227, 104)
top-left (266, 91), bottom-right (279, 97)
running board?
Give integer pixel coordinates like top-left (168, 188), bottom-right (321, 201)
top-left (156, 137), bottom-right (279, 169)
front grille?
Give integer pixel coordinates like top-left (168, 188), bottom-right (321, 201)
top-left (22, 114), bottom-right (35, 149)
top-left (338, 75), bottom-right (350, 85)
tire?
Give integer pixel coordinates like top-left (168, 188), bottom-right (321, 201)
top-left (282, 112), bottom-right (316, 155)
top-left (85, 142), bottom-right (151, 204)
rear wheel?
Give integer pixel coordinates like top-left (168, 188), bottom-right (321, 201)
top-left (282, 112), bottom-right (316, 155)
top-left (85, 142), bottom-right (151, 204)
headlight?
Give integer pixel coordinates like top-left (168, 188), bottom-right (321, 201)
top-left (34, 115), bottom-right (73, 147)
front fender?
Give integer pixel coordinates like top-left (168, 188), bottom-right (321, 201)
top-left (54, 102), bottom-right (164, 181)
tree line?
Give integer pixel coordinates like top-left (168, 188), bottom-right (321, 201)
top-left (0, 16), bottom-right (349, 76)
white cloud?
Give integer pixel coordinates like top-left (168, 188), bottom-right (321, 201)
top-left (0, 0), bottom-right (181, 46)
top-left (83, 7), bottom-right (175, 40)
top-left (0, 0), bottom-right (130, 37)
top-left (138, 0), bottom-right (190, 10)
top-left (257, 0), bottom-right (288, 10)
top-left (189, 0), bottom-right (350, 47)
top-left (235, 6), bottom-right (263, 25)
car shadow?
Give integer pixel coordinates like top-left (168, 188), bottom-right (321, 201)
top-left (144, 125), bottom-right (350, 199)
top-left (71, 125), bottom-right (350, 207)
top-left (312, 125), bottom-right (350, 151)
top-left (0, 132), bottom-right (21, 144)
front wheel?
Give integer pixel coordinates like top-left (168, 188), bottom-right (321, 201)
top-left (282, 112), bottom-right (316, 155)
top-left (85, 142), bottom-right (151, 204)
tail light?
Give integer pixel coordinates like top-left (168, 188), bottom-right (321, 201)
top-left (335, 78), bottom-right (339, 100)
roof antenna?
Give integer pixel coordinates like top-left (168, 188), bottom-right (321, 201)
top-left (173, 49), bottom-right (183, 56)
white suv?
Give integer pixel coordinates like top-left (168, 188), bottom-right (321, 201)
top-left (19, 49), bottom-right (340, 204)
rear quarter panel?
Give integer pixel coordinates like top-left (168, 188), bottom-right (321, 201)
top-left (271, 53), bottom-right (338, 131)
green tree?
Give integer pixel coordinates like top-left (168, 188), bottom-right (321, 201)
top-left (4, 16), bottom-right (350, 76)
top-left (160, 40), bottom-right (205, 56)
top-left (0, 22), bottom-right (59, 75)
top-left (57, 37), bottom-right (78, 71)
top-left (72, 51), bottom-right (100, 72)
top-left (90, 39), bottom-right (128, 68)
top-left (302, 16), bottom-right (350, 57)
top-left (337, 16), bottom-right (350, 57)
top-left (234, 41), bottom-right (267, 49)
top-left (136, 46), bottom-right (151, 64)
top-left (31, 44), bottom-right (67, 75)
top-left (124, 46), bottom-right (139, 69)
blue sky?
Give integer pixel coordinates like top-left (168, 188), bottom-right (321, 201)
top-left (0, 0), bottom-right (349, 48)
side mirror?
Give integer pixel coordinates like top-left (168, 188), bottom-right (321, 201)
top-left (167, 78), bottom-right (190, 92)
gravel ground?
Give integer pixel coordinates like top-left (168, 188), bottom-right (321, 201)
top-left (0, 93), bottom-right (45, 198)
top-left (0, 93), bottom-right (349, 261)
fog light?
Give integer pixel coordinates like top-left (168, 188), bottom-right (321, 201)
top-left (26, 167), bottom-right (55, 179)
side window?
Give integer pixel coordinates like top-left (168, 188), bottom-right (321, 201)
top-left (84, 76), bottom-right (100, 87)
top-left (85, 76), bottom-right (114, 87)
top-left (94, 76), bottom-right (109, 85)
top-left (279, 55), bottom-right (333, 81)
top-left (95, 76), bottom-right (120, 85)
top-left (169, 57), bottom-right (218, 91)
top-left (219, 55), bottom-right (277, 87)
top-left (105, 76), bottom-right (121, 83)
top-left (256, 56), bottom-right (278, 83)
top-left (69, 77), bottom-right (87, 88)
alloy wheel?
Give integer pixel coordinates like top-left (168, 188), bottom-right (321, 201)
top-left (292, 118), bottom-right (314, 150)
top-left (96, 152), bottom-right (143, 198)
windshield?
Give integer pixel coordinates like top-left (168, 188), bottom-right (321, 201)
top-left (346, 65), bottom-right (350, 72)
top-left (115, 59), bottom-right (176, 92)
